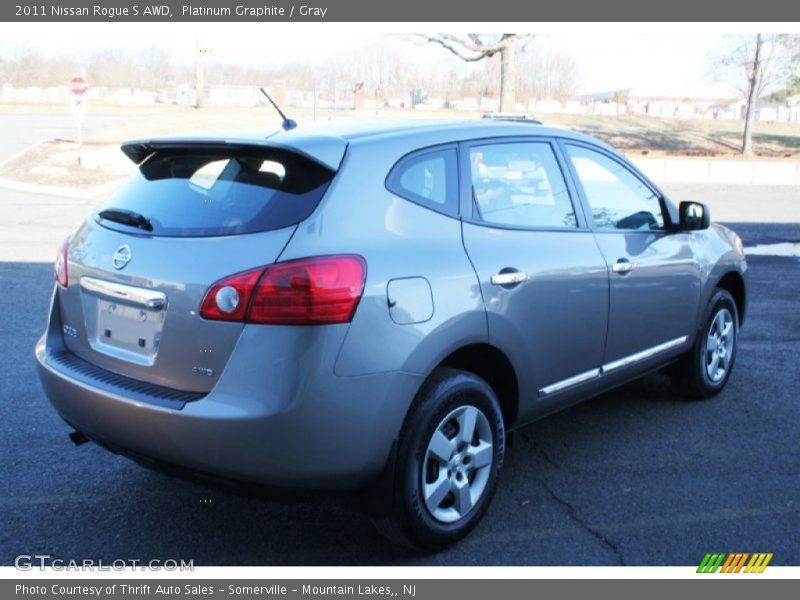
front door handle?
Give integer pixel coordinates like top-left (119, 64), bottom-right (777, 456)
top-left (490, 271), bottom-right (530, 286)
top-left (612, 259), bottom-right (637, 274)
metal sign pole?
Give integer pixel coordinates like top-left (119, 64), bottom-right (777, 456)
top-left (69, 73), bottom-right (88, 153)
top-left (72, 97), bottom-right (86, 147)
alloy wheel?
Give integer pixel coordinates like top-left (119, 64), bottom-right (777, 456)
top-left (705, 307), bottom-right (735, 383)
top-left (421, 405), bottom-right (494, 523)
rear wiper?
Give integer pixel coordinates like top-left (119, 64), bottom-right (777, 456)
top-left (98, 208), bottom-right (153, 232)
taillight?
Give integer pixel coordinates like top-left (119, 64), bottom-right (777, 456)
top-left (199, 255), bottom-right (366, 326)
top-left (54, 237), bottom-right (69, 287)
top-left (199, 267), bottom-right (263, 322)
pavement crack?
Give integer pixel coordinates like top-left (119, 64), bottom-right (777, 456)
top-left (540, 478), bottom-right (626, 565)
top-left (530, 438), bottom-right (560, 469)
top-left (531, 440), bottom-right (626, 565)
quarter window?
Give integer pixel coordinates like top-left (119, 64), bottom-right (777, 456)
top-left (386, 148), bottom-right (458, 216)
top-left (565, 145), bottom-right (664, 231)
top-left (469, 142), bottom-right (577, 229)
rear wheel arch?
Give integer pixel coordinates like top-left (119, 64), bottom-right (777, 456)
top-left (371, 364), bottom-right (506, 548)
top-left (364, 343), bottom-right (517, 514)
top-left (433, 343), bottom-right (519, 430)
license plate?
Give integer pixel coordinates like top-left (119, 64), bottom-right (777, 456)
top-left (83, 297), bottom-right (165, 365)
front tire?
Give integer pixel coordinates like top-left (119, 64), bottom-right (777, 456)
top-left (671, 288), bottom-right (739, 399)
top-left (372, 368), bottom-right (505, 549)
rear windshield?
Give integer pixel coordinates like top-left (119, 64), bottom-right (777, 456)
top-left (96, 147), bottom-right (335, 237)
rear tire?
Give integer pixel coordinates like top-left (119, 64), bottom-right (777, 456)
top-left (372, 368), bottom-right (505, 550)
top-left (670, 288), bottom-right (739, 400)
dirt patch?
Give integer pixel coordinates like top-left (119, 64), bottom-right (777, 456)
top-left (0, 104), bottom-right (798, 189)
top-left (0, 140), bottom-right (134, 188)
top-left (546, 113), bottom-right (800, 159)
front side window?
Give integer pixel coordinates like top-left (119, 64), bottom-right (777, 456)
top-left (469, 142), bottom-right (577, 229)
top-left (386, 147), bottom-right (458, 216)
top-left (565, 145), bottom-right (665, 231)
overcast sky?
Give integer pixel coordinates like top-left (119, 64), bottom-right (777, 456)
top-left (0, 24), bottom-right (751, 97)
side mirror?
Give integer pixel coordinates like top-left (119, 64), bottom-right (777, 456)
top-left (678, 201), bottom-right (710, 231)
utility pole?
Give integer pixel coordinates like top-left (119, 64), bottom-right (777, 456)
top-left (195, 34), bottom-right (210, 109)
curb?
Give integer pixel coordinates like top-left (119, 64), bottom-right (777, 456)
top-left (630, 156), bottom-right (800, 187)
top-left (0, 141), bottom-right (44, 169)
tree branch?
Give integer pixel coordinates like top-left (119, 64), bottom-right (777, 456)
top-left (467, 34), bottom-right (484, 47)
top-left (414, 34), bottom-right (496, 61)
top-left (518, 34), bottom-right (535, 52)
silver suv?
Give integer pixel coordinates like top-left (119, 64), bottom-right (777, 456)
top-left (35, 119), bottom-right (747, 549)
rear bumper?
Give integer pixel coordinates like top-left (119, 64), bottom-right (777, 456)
top-left (35, 292), bottom-right (421, 491)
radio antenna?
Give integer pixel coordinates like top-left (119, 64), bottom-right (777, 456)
top-left (260, 87), bottom-right (297, 131)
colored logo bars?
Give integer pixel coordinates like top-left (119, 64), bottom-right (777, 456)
top-left (697, 553), bottom-right (773, 573)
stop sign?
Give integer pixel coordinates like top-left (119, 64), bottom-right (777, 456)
top-left (69, 76), bottom-right (88, 96)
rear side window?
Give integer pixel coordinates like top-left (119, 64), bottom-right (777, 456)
top-left (470, 142), bottom-right (577, 229)
top-left (386, 147), bottom-right (459, 216)
top-left (96, 148), bottom-right (334, 237)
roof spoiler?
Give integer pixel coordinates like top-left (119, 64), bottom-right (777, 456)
top-left (120, 135), bottom-right (348, 171)
top-left (121, 139), bottom-right (233, 165)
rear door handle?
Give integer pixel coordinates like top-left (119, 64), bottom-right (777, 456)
top-left (612, 259), bottom-right (637, 274)
top-left (490, 271), bottom-right (530, 286)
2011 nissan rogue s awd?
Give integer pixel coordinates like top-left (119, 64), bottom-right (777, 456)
top-left (35, 118), bottom-right (747, 549)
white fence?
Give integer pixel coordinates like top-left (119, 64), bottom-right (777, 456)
top-left (2, 83), bottom-right (800, 124)
top-left (632, 157), bottom-right (800, 186)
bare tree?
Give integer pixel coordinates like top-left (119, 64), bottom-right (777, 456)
top-left (779, 34), bottom-right (800, 68)
top-left (517, 47), bottom-right (578, 101)
top-left (770, 34), bottom-right (800, 101)
top-left (741, 34), bottom-right (764, 155)
top-left (1, 48), bottom-right (80, 87)
top-left (411, 34), bottom-right (534, 111)
top-left (711, 34), bottom-right (787, 155)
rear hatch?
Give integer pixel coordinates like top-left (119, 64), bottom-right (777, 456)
top-left (56, 140), bottom-right (342, 393)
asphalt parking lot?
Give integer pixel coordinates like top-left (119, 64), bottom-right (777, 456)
top-left (0, 120), bottom-right (798, 565)
top-left (0, 213), bottom-right (798, 566)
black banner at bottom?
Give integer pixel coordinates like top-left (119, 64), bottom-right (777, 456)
top-left (3, 579), bottom-right (794, 600)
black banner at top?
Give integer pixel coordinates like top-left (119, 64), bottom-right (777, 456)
top-left (3, 0), bottom-right (800, 22)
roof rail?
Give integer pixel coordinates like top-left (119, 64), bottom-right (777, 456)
top-left (481, 112), bottom-right (543, 125)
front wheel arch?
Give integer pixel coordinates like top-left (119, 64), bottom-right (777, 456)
top-left (671, 287), bottom-right (739, 400)
top-left (715, 270), bottom-right (746, 327)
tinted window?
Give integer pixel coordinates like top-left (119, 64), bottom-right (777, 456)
top-left (96, 148), bottom-right (334, 237)
top-left (469, 142), bottom-right (577, 229)
top-left (386, 148), bottom-right (458, 215)
top-left (566, 145), bottom-right (664, 231)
